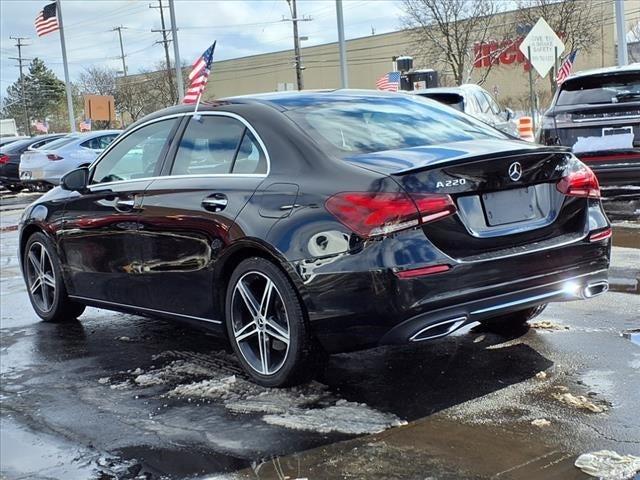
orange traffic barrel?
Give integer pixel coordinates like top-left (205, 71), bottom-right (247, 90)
top-left (518, 116), bottom-right (535, 142)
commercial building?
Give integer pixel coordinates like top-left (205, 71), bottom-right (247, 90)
top-left (200, 0), bottom-right (638, 110)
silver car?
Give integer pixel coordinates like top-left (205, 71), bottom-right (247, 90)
top-left (413, 84), bottom-right (518, 137)
top-left (19, 130), bottom-right (121, 187)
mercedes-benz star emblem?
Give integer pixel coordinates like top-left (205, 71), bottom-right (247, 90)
top-left (508, 161), bottom-right (522, 181)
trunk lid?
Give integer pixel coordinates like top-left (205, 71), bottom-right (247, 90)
top-left (345, 139), bottom-right (587, 260)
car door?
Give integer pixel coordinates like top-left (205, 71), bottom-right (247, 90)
top-left (58, 118), bottom-right (180, 305)
top-left (136, 112), bottom-right (269, 322)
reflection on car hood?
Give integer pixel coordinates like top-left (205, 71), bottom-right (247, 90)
top-left (343, 138), bottom-right (552, 174)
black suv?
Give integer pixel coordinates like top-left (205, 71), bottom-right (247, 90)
top-left (539, 64), bottom-right (640, 185)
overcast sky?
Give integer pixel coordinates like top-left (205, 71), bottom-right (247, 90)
top-left (0, 0), bottom-right (404, 98)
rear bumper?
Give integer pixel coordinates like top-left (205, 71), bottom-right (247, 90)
top-left (295, 226), bottom-right (610, 354)
top-left (0, 163), bottom-right (20, 185)
top-left (379, 269), bottom-right (608, 344)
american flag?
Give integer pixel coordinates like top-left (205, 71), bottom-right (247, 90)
top-left (35, 2), bottom-right (59, 37)
top-left (183, 42), bottom-right (216, 104)
top-left (32, 120), bottom-right (49, 133)
top-left (79, 118), bottom-right (91, 132)
top-left (556, 50), bottom-right (578, 86)
top-left (376, 71), bottom-right (401, 92)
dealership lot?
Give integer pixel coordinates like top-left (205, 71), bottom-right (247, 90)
top-left (1, 190), bottom-right (638, 479)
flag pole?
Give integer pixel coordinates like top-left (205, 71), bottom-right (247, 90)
top-left (193, 90), bottom-right (203, 117)
top-left (56, 0), bottom-right (76, 132)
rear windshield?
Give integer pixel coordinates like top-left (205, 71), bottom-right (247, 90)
top-left (38, 135), bottom-right (78, 150)
top-left (416, 92), bottom-right (464, 111)
top-left (284, 95), bottom-right (505, 157)
top-left (0, 138), bottom-right (35, 154)
top-left (557, 73), bottom-right (640, 106)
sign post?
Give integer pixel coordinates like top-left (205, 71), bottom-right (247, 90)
top-left (527, 46), bottom-right (536, 131)
top-left (519, 17), bottom-right (565, 135)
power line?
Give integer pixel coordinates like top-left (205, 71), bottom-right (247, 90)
top-left (8, 36), bottom-right (31, 135)
top-left (150, 0), bottom-right (176, 104)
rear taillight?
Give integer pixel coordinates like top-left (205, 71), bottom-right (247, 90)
top-left (0, 155), bottom-right (8, 165)
top-left (556, 166), bottom-right (600, 199)
top-left (589, 228), bottom-right (612, 243)
top-left (325, 191), bottom-right (456, 238)
top-left (47, 154), bottom-right (63, 161)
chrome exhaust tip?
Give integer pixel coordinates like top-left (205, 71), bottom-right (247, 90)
top-left (409, 316), bottom-right (467, 342)
top-left (583, 281), bottom-right (609, 299)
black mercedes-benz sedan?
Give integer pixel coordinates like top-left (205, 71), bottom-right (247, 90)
top-left (19, 90), bottom-right (611, 386)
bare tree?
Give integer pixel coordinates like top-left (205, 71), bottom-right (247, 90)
top-left (628, 20), bottom-right (640, 62)
top-left (401, 0), bottom-right (507, 85)
top-left (516, 0), bottom-right (602, 92)
top-left (77, 66), bottom-right (117, 97)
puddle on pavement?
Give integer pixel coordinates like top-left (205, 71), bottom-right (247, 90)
top-left (0, 416), bottom-right (101, 480)
top-left (612, 226), bottom-right (640, 249)
top-left (623, 329), bottom-right (640, 346)
top-left (115, 445), bottom-right (249, 478)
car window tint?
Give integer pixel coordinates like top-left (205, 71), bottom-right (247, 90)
top-left (557, 73), bottom-right (640, 105)
top-left (81, 135), bottom-right (117, 150)
top-left (41, 136), bottom-right (77, 150)
top-left (171, 116), bottom-right (244, 175)
top-left (92, 120), bottom-right (175, 184)
top-left (284, 95), bottom-right (505, 157)
top-left (232, 130), bottom-right (267, 174)
top-left (418, 93), bottom-right (465, 112)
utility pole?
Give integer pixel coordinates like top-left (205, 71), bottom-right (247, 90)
top-left (112, 26), bottom-right (128, 76)
top-left (9, 36), bottom-right (31, 136)
top-left (168, 0), bottom-right (184, 100)
top-left (335, 0), bottom-right (348, 89)
top-left (615, 0), bottom-right (628, 66)
top-left (150, 0), bottom-right (175, 103)
top-left (285, 0), bottom-right (310, 91)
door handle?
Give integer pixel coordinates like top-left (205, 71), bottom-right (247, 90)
top-left (115, 198), bottom-right (135, 212)
top-left (202, 194), bottom-right (228, 212)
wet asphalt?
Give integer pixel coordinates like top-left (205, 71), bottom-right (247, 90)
top-left (1, 191), bottom-right (639, 480)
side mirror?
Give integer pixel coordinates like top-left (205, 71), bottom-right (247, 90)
top-left (61, 167), bottom-right (89, 192)
top-left (504, 108), bottom-right (515, 121)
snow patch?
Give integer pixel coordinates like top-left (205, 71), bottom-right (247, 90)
top-left (134, 360), bottom-right (212, 387)
top-left (263, 399), bottom-right (407, 435)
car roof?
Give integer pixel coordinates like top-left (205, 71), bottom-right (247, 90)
top-left (136, 89), bottom-right (421, 124)
top-left (412, 84), bottom-right (487, 96)
top-left (61, 130), bottom-right (122, 140)
top-left (565, 62), bottom-right (640, 81)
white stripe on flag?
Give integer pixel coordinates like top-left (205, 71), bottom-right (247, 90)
top-left (189, 59), bottom-right (206, 80)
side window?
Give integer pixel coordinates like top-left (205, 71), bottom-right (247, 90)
top-left (484, 92), bottom-right (501, 115)
top-left (232, 130), bottom-right (267, 174)
top-left (171, 116), bottom-right (244, 175)
top-left (474, 91), bottom-right (491, 114)
top-left (80, 137), bottom-right (97, 149)
top-left (97, 134), bottom-right (118, 149)
top-left (91, 119), bottom-right (176, 184)
top-left (82, 135), bottom-right (117, 150)
top-left (463, 94), bottom-right (477, 114)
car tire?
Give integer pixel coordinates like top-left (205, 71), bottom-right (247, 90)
top-left (479, 304), bottom-right (547, 332)
top-left (23, 232), bottom-right (85, 323)
top-left (5, 185), bottom-right (23, 193)
top-left (225, 257), bottom-right (323, 387)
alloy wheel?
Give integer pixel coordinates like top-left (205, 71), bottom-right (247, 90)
top-left (230, 271), bottom-right (290, 375)
top-left (26, 242), bottom-right (56, 312)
